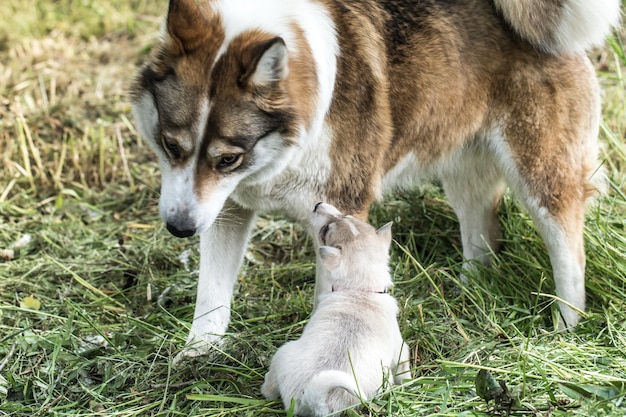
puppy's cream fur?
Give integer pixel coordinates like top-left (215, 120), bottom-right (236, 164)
top-left (261, 203), bottom-right (410, 416)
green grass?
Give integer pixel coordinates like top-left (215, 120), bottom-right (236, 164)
top-left (1, 1), bottom-right (625, 416)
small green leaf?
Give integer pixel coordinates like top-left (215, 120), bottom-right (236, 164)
top-left (20, 294), bottom-right (41, 311)
top-left (186, 394), bottom-right (264, 406)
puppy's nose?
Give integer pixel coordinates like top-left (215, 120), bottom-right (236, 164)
top-left (314, 202), bottom-right (323, 212)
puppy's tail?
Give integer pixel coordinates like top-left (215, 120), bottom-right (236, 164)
top-left (297, 370), bottom-right (362, 416)
top-left (493, 0), bottom-right (621, 55)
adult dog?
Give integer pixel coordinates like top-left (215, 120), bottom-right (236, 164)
top-left (130, 0), bottom-right (619, 358)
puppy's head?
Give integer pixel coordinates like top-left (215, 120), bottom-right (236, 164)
top-left (129, 0), bottom-right (317, 237)
top-left (311, 202), bottom-right (393, 291)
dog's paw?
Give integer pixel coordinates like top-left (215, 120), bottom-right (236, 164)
top-left (453, 260), bottom-right (478, 296)
top-left (554, 303), bottom-right (582, 332)
top-left (172, 346), bottom-right (211, 365)
top-left (172, 335), bottom-right (223, 365)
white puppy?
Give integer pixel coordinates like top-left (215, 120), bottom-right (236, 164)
top-left (261, 202), bottom-right (411, 416)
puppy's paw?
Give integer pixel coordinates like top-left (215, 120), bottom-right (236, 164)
top-left (260, 374), bottom-right (280, 400)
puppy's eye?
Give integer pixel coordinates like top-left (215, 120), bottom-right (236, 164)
top-left (319, 224), bottom-right (330, 244)
top-left (217, 154), bottom-right (243, 170)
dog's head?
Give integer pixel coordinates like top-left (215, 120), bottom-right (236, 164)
top-left (130, 0), bottom-right (318, 237)
top-left (311, 202), bottom-right (393, 291)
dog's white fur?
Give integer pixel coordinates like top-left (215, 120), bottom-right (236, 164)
top-left (130, 0), bottom-right (621, 361)
top-left (261, 203), bottom-right (411, 416)
top-left (492, 0), bottom-right (621, 54)
top-left (161, 2), bottom-right (352, 357)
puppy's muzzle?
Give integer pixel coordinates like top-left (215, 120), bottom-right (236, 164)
top-left (313, 202), bottom-right (342, 217)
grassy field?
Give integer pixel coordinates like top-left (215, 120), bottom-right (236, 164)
top-left (1, 1), bottom-right (625, 416)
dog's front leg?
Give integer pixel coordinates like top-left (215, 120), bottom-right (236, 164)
top-left (174, 201), bottom-right (256, 362)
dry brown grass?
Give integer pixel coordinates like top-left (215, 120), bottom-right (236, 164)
top-left (0, 2), bottom-right (163, 203)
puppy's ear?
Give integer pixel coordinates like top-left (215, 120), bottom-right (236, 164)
top-left (376, 222), bottom-right (393, 248)
top-left (319, 246), bottom-right (342, 270)
top-left (241, 37), bottom-right (288, 88)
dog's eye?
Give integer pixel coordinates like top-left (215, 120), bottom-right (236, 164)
top-left (217, 154), bottom-right (243, 170)
top-left (163, 137), bottom-right (181, 159)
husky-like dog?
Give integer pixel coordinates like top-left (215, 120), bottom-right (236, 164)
top-left (130, 0), bottom-right (620, 358)
top-left (261, 202), bottom-right (411, 416)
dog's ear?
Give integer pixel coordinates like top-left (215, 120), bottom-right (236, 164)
top-left (319, 246), bottom-right (342, 270)
top-left (166, 0), bottom-right (209, 54)
top-left (376, 222), bottom-right (393, 248)
top-left (240, 37), bottom-right (288, 88)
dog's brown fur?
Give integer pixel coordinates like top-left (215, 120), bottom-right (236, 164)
top-left (130, 0), bottom-right (619, 357)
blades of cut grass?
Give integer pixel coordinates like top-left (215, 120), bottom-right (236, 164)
top-left (98, 124), bottom-right (106, 187)
top-left (37, 74), bottom-right (49, 116)
top-left (186, 393), bottom-right (265, 406)
top-left (15, 115), bottom-right (34, 190)
top-left (52, 133), bottom-right (69, 190)
top-left (0, 178), bottom-right (17, 202)
top-left (116, 124), bottom-right (135, 192)
top-left (47, 256), bottom-right (125, 312)
top-left (18, 113), bottom-right (46, 187)
top-left (601, 121), bottom-right (626, 164)
top-left (63, 299), bottom-right (115, 349)
top-left (395, 242), bottom-right (456, 320)
top-left (186, 393), bottom-right (264, 406)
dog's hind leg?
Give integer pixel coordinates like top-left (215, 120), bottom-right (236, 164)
top-left (515, 190), bottom-right (588, 330)
top-left (496, 136), bottom-right (594, 329)
top-left (491, 72), bottom-right (603, 329)
top-left (174, 200), bottom-right (257, 362)
top-left (441, 142), bottom-right (506, 281)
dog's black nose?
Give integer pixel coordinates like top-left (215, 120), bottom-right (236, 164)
top-left (314, 202), bottom-right (323, 212)
top-left (166, 222), bottom-right (196, 238)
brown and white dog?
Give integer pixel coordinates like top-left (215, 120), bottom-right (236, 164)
top-left (130, 0), bottom-right (620, 359)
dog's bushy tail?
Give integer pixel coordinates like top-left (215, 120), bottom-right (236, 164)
top-left (493, 0), bottom-right (621, 55)
top-left (297, 370), bottom-right (362, 416)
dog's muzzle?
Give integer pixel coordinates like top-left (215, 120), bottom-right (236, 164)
top-left (166, 222), bottom-right (196, 238)
top-left (165, 212), bottom-right (197, 238)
